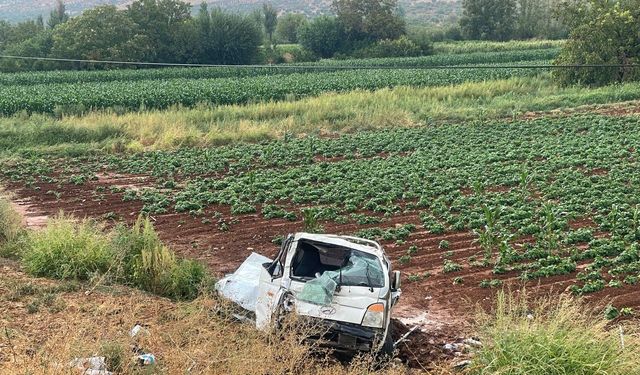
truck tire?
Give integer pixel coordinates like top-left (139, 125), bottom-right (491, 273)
top-left (380, 325), bottom-right (394, 357)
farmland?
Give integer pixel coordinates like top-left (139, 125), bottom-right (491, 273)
top-left (1, 37), bottom-right (640, 372)
top-left (4, 112), bottom-right (640, 313)
top-left (0, 48), bottom-right (558, 115)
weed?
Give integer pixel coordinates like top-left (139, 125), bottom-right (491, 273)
top-left (472, 290), bottom-right (640, 374)
top-left (23, 213), bottom-right (114, 280)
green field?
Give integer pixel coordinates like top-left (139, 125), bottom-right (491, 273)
top-left (2, 38), bottom-right (640, 374)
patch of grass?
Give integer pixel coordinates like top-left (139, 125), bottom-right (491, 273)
top-left (3, 76), bottom-right (640, 155)
top-left (112, 215), bottom-right (210, 300)
top-left (23, 214), bottom-right (114, 280)
top-left (471, 290), bottom-right (640, 375)
top-left (100, 340), bottom-right (126, 373)
top-left (19, 212), bottom-right (208, 301)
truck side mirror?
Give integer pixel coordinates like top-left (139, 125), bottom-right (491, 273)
top-left (392, 271), bottom-right (401, 291)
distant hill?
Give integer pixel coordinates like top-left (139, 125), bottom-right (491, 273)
top-left (0, 0), bottom-right (460, 24)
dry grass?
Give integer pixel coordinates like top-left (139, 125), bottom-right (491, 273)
top-left (0, 259), bottom-right (415, 374)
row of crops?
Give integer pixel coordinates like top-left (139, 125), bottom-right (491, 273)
top-left (4, 114), bottom-right (640, 293)
top-left (0, 63), bottom-right (548, 115)
top-left (0, 48), bottom-right (558, 87)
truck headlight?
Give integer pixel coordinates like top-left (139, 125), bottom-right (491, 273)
top-left (362, 303), bottom-right (385, 328)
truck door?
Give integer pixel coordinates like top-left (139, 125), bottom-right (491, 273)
top-left (255, 236), bottom-right (293, 330)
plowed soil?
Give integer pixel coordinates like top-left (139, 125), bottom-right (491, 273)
top-left (6, 166), bottom-right (640, 367)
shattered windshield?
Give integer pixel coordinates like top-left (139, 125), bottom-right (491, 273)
top-left (335, 251), bottom-right (385, 288)
top-left (291, 240), bottom-right (385, 288)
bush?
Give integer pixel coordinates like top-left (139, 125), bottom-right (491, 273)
top-left (22, 213), bottom-right (208, 300)
top-left (351, 36), bottom-right (425, 58)
top-left (554, 0), bottom-right (640, 86)
top-left (112, 215), bottom-right (208, 300)
top-left (471, 290), bottom-right (640, 374)
top-left (23, 214), bottom-right (115, 280)
top-left (261, 44), bottom-right (317, 64)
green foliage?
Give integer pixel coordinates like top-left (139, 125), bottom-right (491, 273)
top-left (20, 212), bottom-right (207, 300)
top-left (443, 259), bottom-right (463, 273)
top-left (333, 0), bottom-right (405, 42)
top-left (350, 36), bottom-right (424, 58)
top-left (275, 14), bottom-right (307, 43)
top-left (460, 0), bottom-right (517, 41)
top-left (47, 0), bottom-right (69, 29)
top-left (298, 16), bottom-right (343, 58)
top-left (472, 291), bottom-right (640, 374)
top-left (262, 3), bottom-right (278, 45)
top-left (301, 208), bottom-right (324, 233)
top-left (23, 214), bottom-right (114, 280)
top-left (50, 6), bottom-right (140, 63)
top-left (113, 215), bottom-right (208, 300)
top-left (554, 0), bottom-right (640, 86)
top-left (201, 9), bottom-right (263, 64)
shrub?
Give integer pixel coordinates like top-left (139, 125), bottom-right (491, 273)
top-left (471, 290), bottom-right (640, 374)
top-left (112, 215), bottom-right (208, 300)
top-left (23, 214), bottom-right (114, 280)
top-left (351, 36), bottom-right (423, 59)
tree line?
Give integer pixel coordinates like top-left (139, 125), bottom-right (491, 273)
top-left (458, 0), bottom-right (567, 41)
top-left (0, 0), bottom-right (429, 71)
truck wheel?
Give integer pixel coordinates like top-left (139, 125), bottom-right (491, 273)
top-left (380, 326), bottom-right (394, 357)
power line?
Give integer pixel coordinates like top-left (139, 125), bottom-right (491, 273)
top-left (0, 54), bottom-right (638, 70)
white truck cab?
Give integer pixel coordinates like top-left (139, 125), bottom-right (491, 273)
top-left (217, 233), bottom-right (402, 354)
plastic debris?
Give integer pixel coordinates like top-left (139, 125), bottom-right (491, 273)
top-left (463, 338), bottom-right (483, 348)
top-left (136, 353), bottom-right (156, 366)
top-left (130, 323), bottom-right (149, 338)
top-left (69, 356), bottom-right (112, 375)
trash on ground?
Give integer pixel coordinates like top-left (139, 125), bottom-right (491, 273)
top-left (69, 356), bottom-right (112, 375)
top-left (393, 325), bottom-right (420, 348)
top-left (135, 353), bottom-right (156, 366)
top-left (453, 359), bottom-right (472, 370)
top-left (130, 323), bottom-right (149, 338)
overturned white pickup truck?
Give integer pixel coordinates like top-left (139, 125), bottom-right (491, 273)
top-left (216, 233), bottom-right (402, 354)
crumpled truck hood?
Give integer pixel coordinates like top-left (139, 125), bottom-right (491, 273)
top-left (215, 252), bottom-right (272, 312)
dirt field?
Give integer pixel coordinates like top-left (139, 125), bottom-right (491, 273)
top-left (6, 168), bottom-right (640, 355)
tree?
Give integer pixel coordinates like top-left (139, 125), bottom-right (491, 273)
top-left (0, 31), bottom-right (54, 72)
top-left (127, 0), bottom-right (192, 62)
top-left (333, 0), bottom-right (405, 42)
top-left (459, 0), bottom-right (517, 41)
top-left (262, 3), bottom-right (278, 47)
top-left (196, 8), bottom-right (262, 64)
top-left (515, 0), bottom-right (566, 39)
top-left (50, 6), bottom-right (140, 64)
top-left (275, 13), bottom-right (307, 44)
top-left (298, 16), bottom-right (343, 58)
top-left (554, 0), bottom-right (640, 85)
top-left (48, 0), bottom-right (69, 29)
